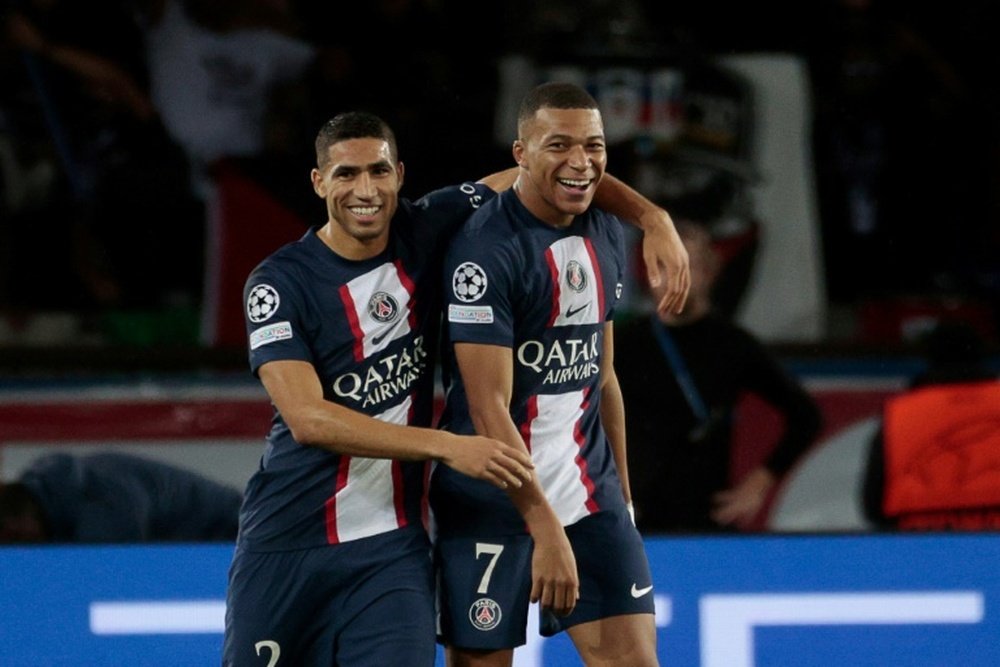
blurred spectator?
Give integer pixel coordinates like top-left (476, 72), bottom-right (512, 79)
top-left (862, 321), bottom-right (1000, 530)
top-left (616, 221), bottom-right (822, 532)
top-left (1, 0), bottom-right (200, 312)
top-left (0, 451), bottom-right (242, 543)
top-left (138, 0), bottom-right (317, 200)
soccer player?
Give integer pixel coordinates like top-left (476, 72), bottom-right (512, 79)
top-left (433, 83), bottom-right (660, 666)
top-left (225, 111), bottom-right (683, 666)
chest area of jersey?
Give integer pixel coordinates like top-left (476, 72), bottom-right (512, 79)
top-left (521, 234), bottom-right (620, 329)
top-left (320, 260), bottom-right (433, 409)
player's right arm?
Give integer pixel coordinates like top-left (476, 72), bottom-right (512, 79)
top-left (258, 359), bottom-right (533, 491)
top-left (454, 342), bottom-right (580, 616)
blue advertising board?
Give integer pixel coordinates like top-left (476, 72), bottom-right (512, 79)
top-left (1, 534), bottom-right (996, 666)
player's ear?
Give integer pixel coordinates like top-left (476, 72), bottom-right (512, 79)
top-left (513, 140), bottom-right (526, 168)
top-left (397, 161), bottom-right (405, 187)
top-left (310, 168), bottom-right (325, 197)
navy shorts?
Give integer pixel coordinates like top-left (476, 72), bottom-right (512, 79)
top-left (224, 525), bottom-right (436, 666)
top-left (435, 506), bottom-right (654, 650)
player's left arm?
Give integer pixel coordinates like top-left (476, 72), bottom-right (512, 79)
top-left (593, 173), bottom-right (690, 315)
top-left (599, 322), bottom-right (632, 511)
top-left (476, 167), bottom-right (519, 192)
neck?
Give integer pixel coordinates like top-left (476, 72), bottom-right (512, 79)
top-left (513, 178), bottom-right (574, 228)
top-left (317, 223), bottom-right (387, 261)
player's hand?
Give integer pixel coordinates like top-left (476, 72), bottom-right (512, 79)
top-left (640, 210), bottom-right (690, 315)
top-left (529, 526), bottom-right (579, 616)
top-left (440, 434), bottom-right (534, 490)
top-left (710, 467), bottom-right (775, 527)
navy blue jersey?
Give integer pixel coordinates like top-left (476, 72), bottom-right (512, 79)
top-left (433, 189), bottom-right (628, 537)
top-left (240, 183), bottom-right (495, 550)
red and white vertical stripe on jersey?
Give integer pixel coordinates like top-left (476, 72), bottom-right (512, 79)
top-left (338, 261), bottom-right (416, 363)
top-left (544, 236), bottom-right (605, 328)
top-left (520, 389), bottom-right (600, 527)
top-left (324, 396), bottom-right (413, 544)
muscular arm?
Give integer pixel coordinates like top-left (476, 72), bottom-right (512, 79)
top-left (6, 11), bottom-right (153, 119)
top-left (258, 359), bottom-right (532, 490)
top-left (599, 323), bottom-right (631, 508)
top-left (477, 167), bottom-right (519, 192)
top-left (454, 342), bottom-right (579, 615)
top-left (593, 173), bottom-right (690, 315)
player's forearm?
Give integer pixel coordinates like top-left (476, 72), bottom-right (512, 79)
top-left (600, 375), bottom-right (631, 502)
top-left (467, 401), bottom-right (564, 534)
top-left (288, 401), bottom-right (457, 461)
top-left (477, 167), bottom-right (519, 192)
top-left (594, 172), bottom-right (672, 232)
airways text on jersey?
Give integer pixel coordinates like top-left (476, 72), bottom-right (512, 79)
top-left (517, 331), bottom-right (601, 386)
top-left (331, 335), bottom-right (429, 410)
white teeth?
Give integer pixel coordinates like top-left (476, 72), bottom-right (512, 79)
top-left (558, 178), bottom-right (590, 187)
top-left (350, 206), bottom-right (379, 215)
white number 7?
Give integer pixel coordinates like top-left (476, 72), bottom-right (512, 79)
top-left (475, 543), bottom-right (504, 594)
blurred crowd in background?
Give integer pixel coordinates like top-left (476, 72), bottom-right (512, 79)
top-left (1, 0), bottom-right (998, 352)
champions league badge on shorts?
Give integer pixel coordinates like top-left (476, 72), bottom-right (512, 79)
top-left (367, 291), bottom-right (399, 323)
top-left (247, 284), bottom-right (280, 323)
top-left (453, 262), bottom-right (488, 303)
top-left (469, 598), bottom-right (502, 631)
top-left (565, 260), bottom-right (588, 292)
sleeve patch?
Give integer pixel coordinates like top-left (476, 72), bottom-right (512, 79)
top-left (249, 321), bottom-right (293, 349)
top-left (448, 304), bottom-right (494, 324)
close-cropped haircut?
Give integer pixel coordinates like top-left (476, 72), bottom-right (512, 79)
top-left (314, 111), bottom-right (398, 168)
top-left (517, 82), bottom-right (600, 131)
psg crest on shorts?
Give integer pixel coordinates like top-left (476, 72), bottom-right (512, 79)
top-left (565, 260), bottom-right (588, 292)
top-left (247, 284), bottom-right (280, 323)
top-left (367, 291), bottom-right (399, 323)
top-left (469, 597), bottom-right (502, 631)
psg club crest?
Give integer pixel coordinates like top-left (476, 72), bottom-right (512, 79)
top-left (469, 598), bottom-right (502, 631)
top-left (565, 260), bottom-right (588, 292)
top-left (247, 284), bottom-right (280, 323)
top-left (367, 291), bottom-right (399, 323)
top-left (453, 262), bottom-right (488, 303)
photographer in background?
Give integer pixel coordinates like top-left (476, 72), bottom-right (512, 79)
top-left (616, 220), bottom-right (822, 532)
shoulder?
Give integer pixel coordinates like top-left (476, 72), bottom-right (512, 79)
top-left (246, 235), bottom-right (311, 287)
top-left (410, 182), bottom-right (498, 218)
top-left (589, 207), bottom-right (626, 242)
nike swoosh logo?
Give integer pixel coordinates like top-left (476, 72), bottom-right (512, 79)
top-left (630, 583), bottom-right (653, 598)
top-left (372, 325), bottom-right (397, 346)
top-left (565, 303), bottom-right (589, 318)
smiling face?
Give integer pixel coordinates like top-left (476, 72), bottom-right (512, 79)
top-left (310, 137), bottom-right (404, 260)
top-left (512, 107), bottom-right (607, 227)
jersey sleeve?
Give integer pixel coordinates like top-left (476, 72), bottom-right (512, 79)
top-left (410, 182), bottom-right (498, 247)
top-left (243, 260), bottom-right (314, 375)
top-left (603, 211), bottom-right (628, 321)
top-left (442, 213), bottom-right (517, 348)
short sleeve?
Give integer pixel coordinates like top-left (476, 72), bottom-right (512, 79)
top-left (243, 262), bottom-right (314, 374)
top-left (443, 225), bottom-right (517, 348)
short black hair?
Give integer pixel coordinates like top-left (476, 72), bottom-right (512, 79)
top-left (315, 111), bottom-right (398, 168)
top-left (517, 82), bottom-right (600, 130)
